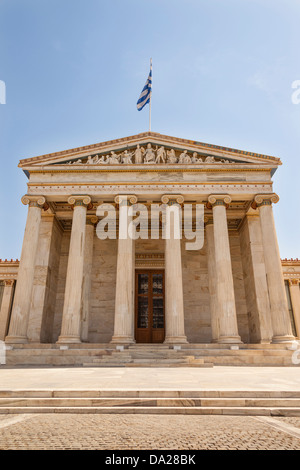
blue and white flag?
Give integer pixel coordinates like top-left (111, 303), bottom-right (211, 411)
top-left (137, 61), bottom-right (152, 111)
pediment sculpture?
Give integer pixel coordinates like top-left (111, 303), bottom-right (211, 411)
top-left (64, 144), bottom-right (234, 166)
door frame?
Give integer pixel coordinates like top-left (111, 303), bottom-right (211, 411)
top-left (135, 268), bottom-right (165, 343)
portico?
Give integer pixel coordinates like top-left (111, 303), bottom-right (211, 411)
top-left (1, 131), bottom-right (298, 364)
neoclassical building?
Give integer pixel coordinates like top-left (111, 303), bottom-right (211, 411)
top-left (0, 132), bottom-right (299, 365)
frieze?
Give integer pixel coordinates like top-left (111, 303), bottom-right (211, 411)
top-left (59, 144), bottom-right (235, 166)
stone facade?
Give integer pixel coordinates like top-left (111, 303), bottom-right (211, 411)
top-left (0, 131), bottom-right (299, 353)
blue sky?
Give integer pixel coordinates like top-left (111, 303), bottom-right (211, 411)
top-left (0, 0), bottom-right (299, 259)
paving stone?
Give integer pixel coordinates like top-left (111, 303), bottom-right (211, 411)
top-left (0, 414), bottom-right (299, 450)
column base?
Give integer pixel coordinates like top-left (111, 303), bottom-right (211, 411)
top-left (5, 335), bottom-right (28, 344)
top-left (57, 335), bottom-right (81, 344)
top-left (217, 335), bottom-right (243, 344)
top-left (272, 335), bottom-right (295, 344)
top-left (110, 336), bottom-right (136, 344)
top-left (164, 336), bottom-right (188, 344)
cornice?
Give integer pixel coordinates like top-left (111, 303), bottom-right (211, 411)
top-left (25, 166), bottom-right (275, 174)
top-left (18, 131), bottom-right (281, 167)
top-left (281, 258), bottom-right (300, 265)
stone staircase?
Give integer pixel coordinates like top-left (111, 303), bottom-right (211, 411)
top-left (83, 344), bottom-right (213, 367)
top-left (3, 342), bottom-right (299, 367)
top-left (1, 390), bottom-right (300, 416)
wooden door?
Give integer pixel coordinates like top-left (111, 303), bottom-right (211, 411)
top-left (135, 270), bottom-right (165, 343)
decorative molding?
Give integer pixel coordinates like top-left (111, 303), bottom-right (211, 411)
top-left (135, 253), bottom-right (165, 269)
top-left (27, 183), bottom-right (273, 196)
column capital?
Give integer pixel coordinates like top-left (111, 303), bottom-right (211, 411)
top-left (251, 193), bottom-right (279, 209)
top-left (68, 195), bottom-right (92, 210)
top-left (86, 215), bottom-right (98, 226)
top-left (161, 194), bottom-right (184, 205)
top-left (21, 195), bottom-right (49, 210)
top-left (4, 279), bottom-right (15, 287)
top-left (204, 216), bottom-right (214, 226)
top-left (289, 279), bottom-right (300, 287)
top-left (114, 195), bottom-right (138, 205)
top-left (207, 194), bottom-right (231, 209)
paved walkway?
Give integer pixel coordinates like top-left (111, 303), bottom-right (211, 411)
top-left (0, 366), bottom-right (300, 391)
top-left (1, 367), bottom-right (300, 449)
top-left (0, 414), bottom-right (300, 449)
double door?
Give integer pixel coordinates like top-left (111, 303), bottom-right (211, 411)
top-left (135, 270), bottom-right (165, 343)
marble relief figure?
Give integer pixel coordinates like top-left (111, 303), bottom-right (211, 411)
top-left (64, 143), bottom-right (232, 166)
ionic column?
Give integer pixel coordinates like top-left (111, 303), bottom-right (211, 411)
top-left (239, 209), bottom-right (273, 343)
top-left (111, 195), bottom-right (137, 344)
top-left (57, 195), bottom-right (92, 344)
top-left (6, 195), bottom-right (47, 343)
top-left (253, 194), bottom-right (294, 343)
top-left (288, 280), bottom-right (300, 339)
top-left (207, 195), bottom-right (242, 344)
top-left (162, 195), bottom-right (187, 344)
top-left (205, 219), bottom-right (219, 342)
top-left (81, 216), bottom-right (97, 342)
top-left (0, 280), bottom-right (15, 341)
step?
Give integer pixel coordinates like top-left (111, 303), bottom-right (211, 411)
top-left (1, 397), bottom-right (300, 408)
top-left (0, 406), bottom-right (300, 416)
top-left (1, 390), bottom-right (300, 399)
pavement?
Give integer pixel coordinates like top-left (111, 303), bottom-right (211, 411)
top-left (1, 366), bottom-right (300, 391)
top-left (1, 366), bottom-right (300, 450)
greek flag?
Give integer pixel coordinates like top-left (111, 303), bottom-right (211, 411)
top-left (137, 61), bottom-right (152, 111)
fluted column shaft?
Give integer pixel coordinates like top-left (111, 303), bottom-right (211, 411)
top-left (208, 195), bottom-right (242, 344)
top-left (111, 195), bottom-right (137, 344)
top-left (58, 196), bottom-right (91, 344)
top-left (6, 196), bottom-right (47, 343)
top-left (253, 194), bottom-right (294, 343)
top-left (205, 221), bottom-right (219, 342)
top-left (163, 195), bottom-right (187, 344)
top-left (81, 217), bottom-right (97, 342)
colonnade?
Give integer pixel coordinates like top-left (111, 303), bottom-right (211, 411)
top-left (3, 193), bottom-right (296, 344)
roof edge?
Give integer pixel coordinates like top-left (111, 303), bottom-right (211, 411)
top-left (18, 131), bottom-right (282, 167)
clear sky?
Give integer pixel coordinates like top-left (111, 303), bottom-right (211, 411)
top-left (0, 0), bottom-right (299, 259)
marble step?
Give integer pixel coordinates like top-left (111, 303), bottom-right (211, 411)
top-left (1, 390), bottom-right (300, 399)
top-left (2, 397), bottom-right (300, 408)
top-left (1, 406), bottom-right (300, 416)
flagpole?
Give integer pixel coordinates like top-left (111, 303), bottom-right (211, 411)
top-left (149, 58), bottom-right (152, 132)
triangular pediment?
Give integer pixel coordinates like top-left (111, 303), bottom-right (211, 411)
top-left (18, 131), bottom-right (281, 169)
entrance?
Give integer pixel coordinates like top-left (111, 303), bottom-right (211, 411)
top-left (135, 270), bottom-right (165, 343)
